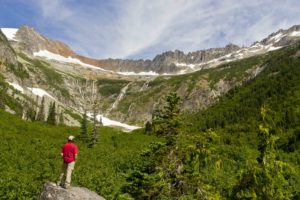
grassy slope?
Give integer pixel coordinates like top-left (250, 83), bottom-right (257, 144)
top-left (0, 110), bottom-right (159, 199)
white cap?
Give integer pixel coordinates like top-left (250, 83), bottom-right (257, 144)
top-left (68, 135), bottom-right (75, 141)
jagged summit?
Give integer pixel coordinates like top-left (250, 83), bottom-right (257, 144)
top-left (1, 25), bottom-right (300, 75)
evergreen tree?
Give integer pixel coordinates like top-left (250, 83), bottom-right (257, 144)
top-left (89, 110), bottom-right (98, 147)
top-left (144, 121), bottom-right (152, 134)
top-left (46, 102), bottom-right (56, 125)
top-left (59, 111), bottom-right (64, 125)
top-left (232, 106), bottom-right (295, 199)
top-left (25, 105), bottom-right (36, 121)
top-left (152, 92), bottom-right (181, 145)
top-left (0, 81), bottom-right (7, 109)
top-left (36, 97), bottom-right (45, 121)
top-left (80, 111), bottom-right (88, 142)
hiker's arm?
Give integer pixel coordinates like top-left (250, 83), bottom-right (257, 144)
top-left (74, 146), bottom-right (78, 160)
top-left (61, 146), bottom-right (63, 156)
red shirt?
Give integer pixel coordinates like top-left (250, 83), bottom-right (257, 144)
top-left (61, 142), bottom-right (78, 163)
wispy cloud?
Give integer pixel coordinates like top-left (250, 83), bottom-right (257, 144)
top-left (19, 0), bottom-right (300, 59)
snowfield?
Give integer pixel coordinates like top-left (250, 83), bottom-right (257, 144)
top-left (175, 62), bottom-right (197, 69)
top-left (8, 82), bottom-right (24, 93)
top-left (290, 31), bottom-right (300, 37)
top-left (6, 81), bottom-right (138, 131)
top-left (1, 28), bottom-right (18, 41)
top-left (33, 50), bottom-right (111, 72)
top-left (87, 113), bottom-right (140, 132)
top-left (8, 82), bottom-right (55, 99)
top-left (117, 71), bottom-right (159, 76)
top-left (27, 87), bottom-right (55, 99)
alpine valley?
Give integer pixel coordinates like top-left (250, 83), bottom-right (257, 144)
top-left (1, 24), bottom-right (300, 199)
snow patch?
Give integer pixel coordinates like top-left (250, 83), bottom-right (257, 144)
top-left (33, 50), bottom-right (110, 72)
top-left (175, 62), bottom-right (197, 69)
top-left (1, 28), bottom-right (18, 41)
top-left (267, 46), bottom-right (283, 51)
top-left (8, 82), bottom-right (24, 93)
top-left (87, 113), bottom-right (140, 132)
top-left (27, 87), bottom-right (54, 99)
top-left (117, 71), bottom-right (159, 76)
top-left (269, 32), bottom-right (283, 42)
top-left (290, 31), bottom-right (300, 37)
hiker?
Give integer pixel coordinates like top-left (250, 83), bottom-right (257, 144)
top-left (57, 135), bottom-right (78, 189)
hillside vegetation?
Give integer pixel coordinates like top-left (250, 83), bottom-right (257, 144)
top-left (0, 109), bottom-right (159, 199)
top-left (118, 43), bottom-right (300, 199)
top-left (1, 42), bottom-right (300, 199)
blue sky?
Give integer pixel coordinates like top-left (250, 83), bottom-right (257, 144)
top-left (1, 0), bottom-right (300, 59)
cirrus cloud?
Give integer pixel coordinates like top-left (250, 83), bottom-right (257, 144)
top-left (1, 0), bottom-right (300, 59)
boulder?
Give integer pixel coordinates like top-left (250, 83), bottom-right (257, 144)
top-left (38, 182), bottom-right (105, 200)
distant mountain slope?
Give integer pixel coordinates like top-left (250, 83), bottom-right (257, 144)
top-left (120, 39), bottom-right (300, 200)
top-left (0, 25), bottom-right (300, 124)
top-left (187, 41), bottom-right (300, 132)
top-left (2, 25), bottom-right (300, 75)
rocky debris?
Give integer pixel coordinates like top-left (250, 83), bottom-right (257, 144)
top-left (38, 182), bottom-right (105, 200)
top-left (0, 29), bottom-right (18, 66)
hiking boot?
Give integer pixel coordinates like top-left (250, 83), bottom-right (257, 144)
top-left (63, 184), bottom-right (71, 189)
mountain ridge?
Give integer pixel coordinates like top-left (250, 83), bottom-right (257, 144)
top-left (3, 25), bottom-right (299, 75)
top-left (0, 25), bottom-right (300, 125)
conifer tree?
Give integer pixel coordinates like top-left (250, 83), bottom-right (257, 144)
top-left (25, 105), bottom-right (36, 121)
top-left (90, 109), bottom-right (98, 147)
top-left (47, 102), bottom-right (56, 125)
top-left (232, 106), bottom-right (295, 199)
top-left (152, 92), bottom-right (181, 145)
top-left (36, 97), bottom-right (45, 121)
top-left (0, 82), bottom-right (7, 109)
top-left (59, 111), bottom-right (64, 125)
top-left (80, 111), bottom-right (88, 142)
top-left (144, 121), bottom-right (152, 134)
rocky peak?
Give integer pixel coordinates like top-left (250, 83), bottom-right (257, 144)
top-left (152, 43), bottom-right (240, 67)
top-left (38, 182), bottom-right (105, 200)
top-left (260, 25), bottom-right (300, 47)
top-left (15, 25), bottom-right (75, 57)
top-left (287, 25), bottom-right (300, 32)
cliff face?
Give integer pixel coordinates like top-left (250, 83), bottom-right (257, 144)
top-left (0, 30), bottom-right (18, 66)
top-left (14, 26), bottom-right (76, 57)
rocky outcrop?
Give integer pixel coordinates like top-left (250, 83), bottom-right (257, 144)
top-left (260, 25), bottom-right (300, 47)
top-left (0, 29), bottom-right (18, 66)
top-left (38, 182), bottom-right (105, 200)
top-left (152, 44), bottom-right (240, 67)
